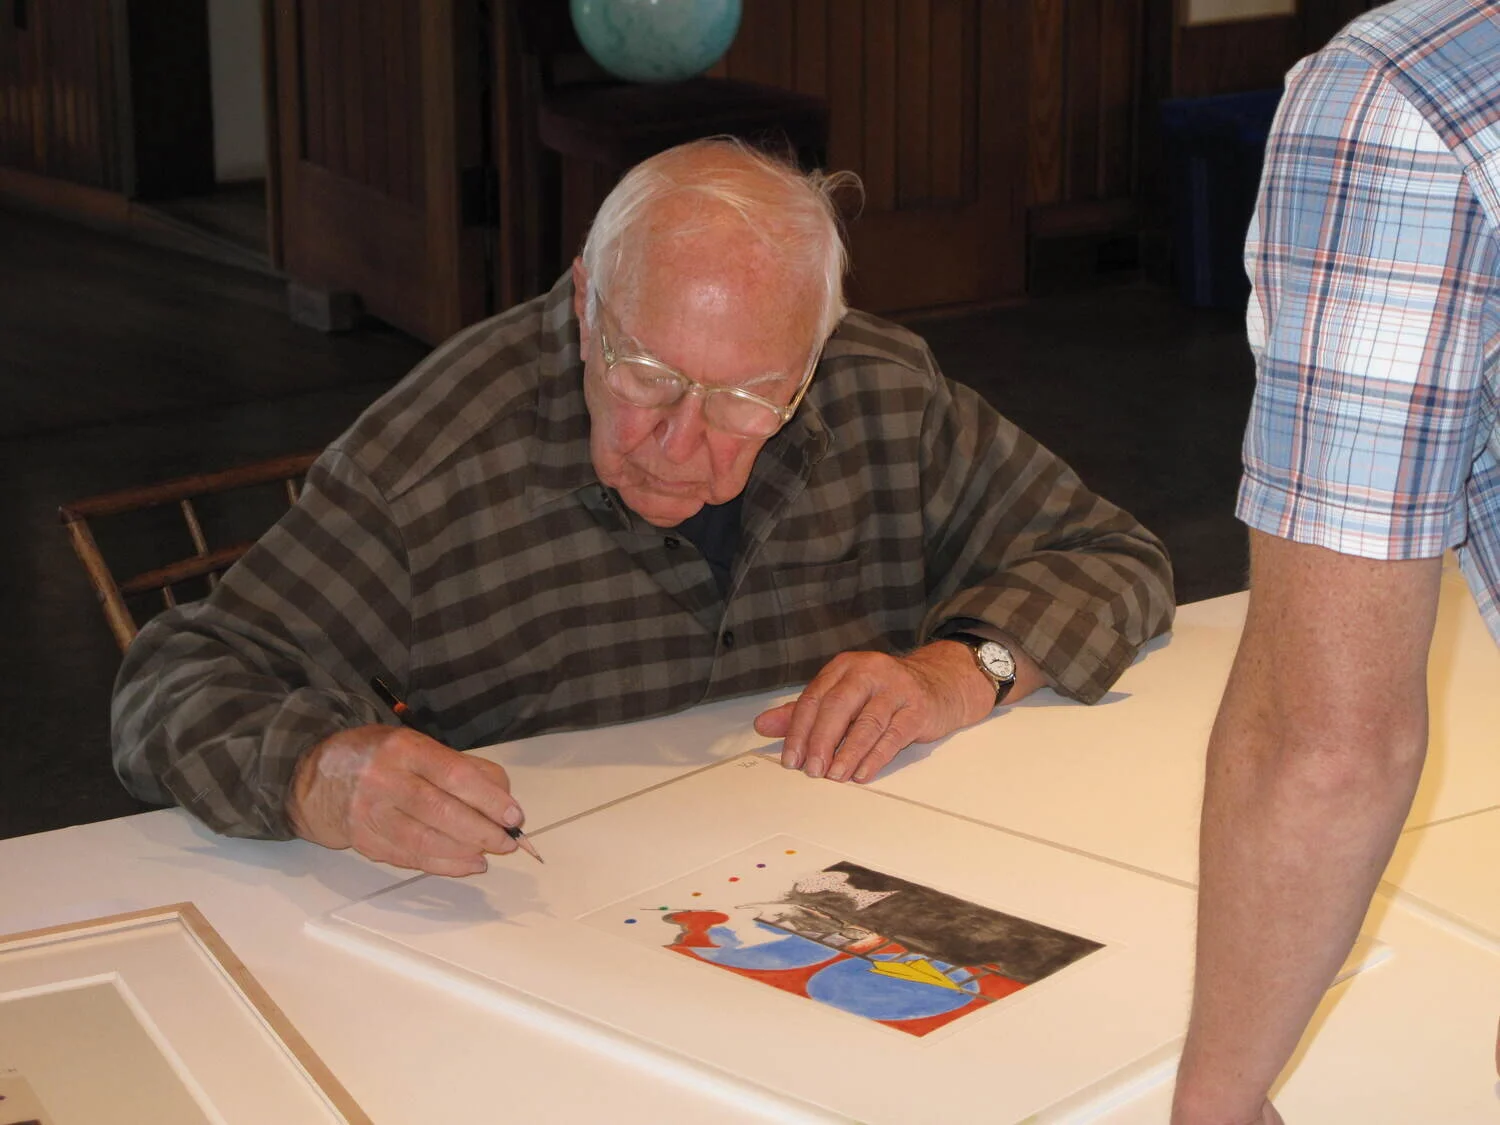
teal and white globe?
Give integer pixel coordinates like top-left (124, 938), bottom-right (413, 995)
top-left (570, 0), bottom-right (742, 84)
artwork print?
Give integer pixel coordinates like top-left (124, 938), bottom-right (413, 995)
top-left (584, 837), bottom-right (1104, 1037)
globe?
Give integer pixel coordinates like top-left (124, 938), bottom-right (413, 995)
top-left (570, 0), bottom-right (742, 84)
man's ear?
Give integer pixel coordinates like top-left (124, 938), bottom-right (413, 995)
top-left (571, 258), bottom-right (591, 357)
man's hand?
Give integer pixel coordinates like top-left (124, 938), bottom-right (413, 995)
top-left (753, 641), bottom-right (1006, 783)
top-left (286, 724), bottom-right (525, 876)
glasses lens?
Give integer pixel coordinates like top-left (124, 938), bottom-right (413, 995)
top-left (606, 360), bottom-right (684, 407)
top-left (705, 393), bottom-right (782, 438)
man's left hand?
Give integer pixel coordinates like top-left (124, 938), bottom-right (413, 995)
top-left (754, 641), bottom-right (1005, 783)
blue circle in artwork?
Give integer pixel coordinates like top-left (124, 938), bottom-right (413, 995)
top-left (805, 958), bottom-right (977, 1021)
top-left (570, 0), bottom-right (742, 83)
top-left (691, 922), bottom-right (839, 971)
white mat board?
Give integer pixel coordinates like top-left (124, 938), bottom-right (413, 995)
top-left (312, 755), bottom-right (1199, 1124)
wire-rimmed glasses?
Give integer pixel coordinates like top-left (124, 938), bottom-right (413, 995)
top-left (594, 301), bottom-right (820, 439)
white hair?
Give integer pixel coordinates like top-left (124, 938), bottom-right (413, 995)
top-left (579, 137), bottom-right (858, 342)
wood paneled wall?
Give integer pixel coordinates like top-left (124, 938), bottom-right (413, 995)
top-left (712, 1), bottom-right (982, 215)
top-left (1173, 0), bottom-right (1383, 99)
top-left (717, 0), bottom-right (1146, 221)
top-left (0, 0), bottom-right (119, 191)
top-left (1029, 0), bottom-right (1144, 213)
top-left (296, 0), bottom-right (426, 209)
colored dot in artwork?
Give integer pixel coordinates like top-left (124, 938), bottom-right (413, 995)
top-left (785, 849), bottom-right (797, 854)
top-left (624, 918), bottom-right (637, 924)
top-left (756, 863), bottom-right (767, 868)
top-left (691, 891), bottom-right (702, 897)
top-left (728, 876), bottom-right (740, 882)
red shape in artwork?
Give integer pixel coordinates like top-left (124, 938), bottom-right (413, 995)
top-left (663, 909), bottom-right (730, 947)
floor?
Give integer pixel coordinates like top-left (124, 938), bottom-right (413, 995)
top-left (0, 205), bottom-right (1254, 840)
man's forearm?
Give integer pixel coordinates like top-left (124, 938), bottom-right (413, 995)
top-left (1173, 676), bottom-right (1426, 1121)
top-left (1172, 536), bottom-right (1440, 1122)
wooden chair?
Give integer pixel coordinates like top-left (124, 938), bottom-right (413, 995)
top-left (507, 1), bottom-right (829, 286)
top-left (58, 452), bottom-right (319, 652)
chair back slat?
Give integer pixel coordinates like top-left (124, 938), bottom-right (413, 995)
top-left (181, 497), bottom-right (209, 556)
top-left (59, 452), bottom-right (321, 654)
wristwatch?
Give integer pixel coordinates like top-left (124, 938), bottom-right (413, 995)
top-left (948, 633), bottom-right (1017, 706)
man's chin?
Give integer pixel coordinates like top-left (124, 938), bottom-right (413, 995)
top-left (621, 487), bottom-right (706, 527)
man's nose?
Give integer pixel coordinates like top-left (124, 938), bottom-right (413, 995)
top-left (654, 389), bottom-right (708, 462)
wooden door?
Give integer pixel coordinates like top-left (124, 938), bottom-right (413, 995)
top-left (719, 0), bottom-right (1029, 314)
top-left (268, 0), bottom-right (485, 343)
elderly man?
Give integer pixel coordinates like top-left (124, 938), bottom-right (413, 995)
top-left (113, 139), bottom-right (1173, 876)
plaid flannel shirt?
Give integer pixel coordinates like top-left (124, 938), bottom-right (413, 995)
top-left (113, 276), bottom-right (1174, 839)
top-left (1239, 0), bottom-right (1500, 640)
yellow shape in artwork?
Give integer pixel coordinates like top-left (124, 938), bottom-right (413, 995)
top-left (868, 957), bottom-right (965, 992)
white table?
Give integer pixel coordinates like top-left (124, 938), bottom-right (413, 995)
top-left (4, 572), bottom-right (1498, 1123)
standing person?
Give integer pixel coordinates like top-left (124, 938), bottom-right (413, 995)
top-left (1172, 2), bottom-right (1500, 1121)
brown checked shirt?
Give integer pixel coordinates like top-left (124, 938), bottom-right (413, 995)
top-left (112, 276), bottom-right (1175, 839)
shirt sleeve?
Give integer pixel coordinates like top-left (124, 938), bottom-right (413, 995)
top-left (110, 449), bottom-right (411, 840)
top-left (916, 354), bottom-right (1176, 703)
top-left (1238, 47), bottom-right (1498, 558)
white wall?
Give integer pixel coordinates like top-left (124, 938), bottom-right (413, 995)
top-left (207, 0), bottom-right (268, 182)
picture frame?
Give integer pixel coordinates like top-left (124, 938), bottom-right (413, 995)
top-left (0, 903), bottom-right (369, 1125)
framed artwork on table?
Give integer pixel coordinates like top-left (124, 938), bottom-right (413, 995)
top-left (0, 903), bottom-right (369, 1125)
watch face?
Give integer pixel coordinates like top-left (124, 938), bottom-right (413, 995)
top-left (977, 641), bottom-right (1016, 682)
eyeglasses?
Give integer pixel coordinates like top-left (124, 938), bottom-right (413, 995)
top-left (594, 302), bottom-right (820, 439)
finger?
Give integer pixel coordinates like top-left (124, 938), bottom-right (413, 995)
top-left (822, 695), bottom-right (900, 781)
top-left (403, 773), bottom-right (520, 856)
top-left (801, 677), bottom-right (877, 779)
top-left (754, 702), bottom-right (794, 739)
top-left (410, 748), bottom-right (524, 843)
top-left (780, 680), bottom-right (832, 772)
top-left (849, 707), bottom-right (923, 783)
top-left (352, 805), bottom-right (489, 877)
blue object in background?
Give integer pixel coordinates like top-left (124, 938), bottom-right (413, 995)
top-left (1160, 88), bottom-right (1284, 309)
top-left (570, 0), bottom-right (742, 84)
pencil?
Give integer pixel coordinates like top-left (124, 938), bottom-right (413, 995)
top-left (369, 675), bottom-right (544, 863)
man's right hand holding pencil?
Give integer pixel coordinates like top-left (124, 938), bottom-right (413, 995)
top-left (287, 724), bottom-right (527, 876)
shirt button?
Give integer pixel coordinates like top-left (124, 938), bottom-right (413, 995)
top-left (722, 630), bottom-right (736, 650)
top-left (664, 536), bottom-right (680, 549)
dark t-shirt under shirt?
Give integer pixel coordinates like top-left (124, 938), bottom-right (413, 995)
top-left (670, 493), bottom-right (744, 600)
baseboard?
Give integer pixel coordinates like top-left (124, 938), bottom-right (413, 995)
top-left (0, 166), bottom-right (278, 279)
top-left (0, 166), bottom-right (132, 224)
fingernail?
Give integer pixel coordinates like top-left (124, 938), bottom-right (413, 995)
top-left (827, 763), bottom-right (849, 782)
top-left (853, 766), bottom-right (872, 782)
top-left (503, 806), bottom-right (522, 827)
top-left (782, 750), bottom-right (802, 770)
top-left (805, 758), bottom-right (825, 779)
